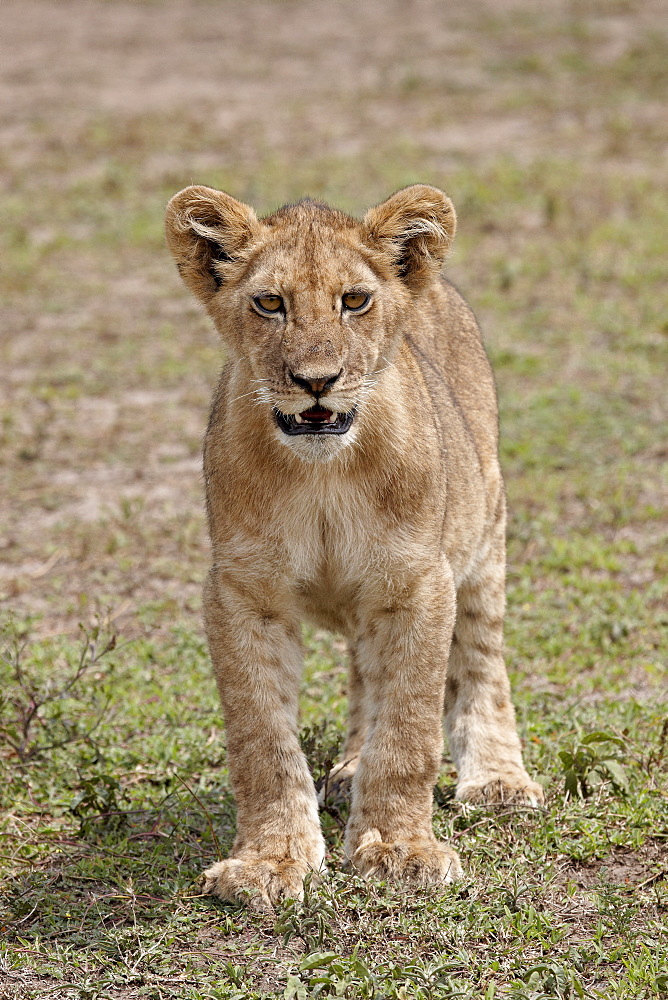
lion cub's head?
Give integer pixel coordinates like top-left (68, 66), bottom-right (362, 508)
top-left (165, 185), bottom-right (456, 462)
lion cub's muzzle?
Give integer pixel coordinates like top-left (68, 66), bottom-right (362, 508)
top-left (275, 367), bottom-right (356, 435)
top-left (275, 406), bottom-right (356, 436)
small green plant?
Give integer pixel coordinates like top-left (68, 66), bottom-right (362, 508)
top-left (299, 721), bottom-right (344, 792)
top-left (558, 731), bottom-right (629, 799)
top-left (0, 616), bottom-right (118, 764)
top-left (276, 873), bottom-right (337, 952)
top-left (299, 721), bottom-right (348, 833)
top-left (70, 770), bottom-right (130, 837)
top-left (521, 959), bottom-right (586, 998)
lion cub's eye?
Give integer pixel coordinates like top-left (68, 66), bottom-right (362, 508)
top-left (342, 292), bottom-right (370, 312)
top-left (253, 295), bottom-right (284, 315)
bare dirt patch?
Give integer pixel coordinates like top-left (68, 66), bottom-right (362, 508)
top-left (562, 842), bottom-right (668, 890)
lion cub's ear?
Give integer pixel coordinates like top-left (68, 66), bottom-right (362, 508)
top-left (165, 186), bottom-right (260, 303)
top-left (362, 185), bottom-right (456, 292)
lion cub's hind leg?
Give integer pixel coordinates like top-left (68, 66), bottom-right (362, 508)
top-left (319, 643), bottom-right (367, 806)
top-left (445, 516), bottom-right (544, 807)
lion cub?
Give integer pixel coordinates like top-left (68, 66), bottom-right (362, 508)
top-left (165, 184), bottom-right (543, 908)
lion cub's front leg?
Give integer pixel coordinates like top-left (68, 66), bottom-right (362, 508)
top-left (345, 567), bottom-right (462, 886)
top-left (200, 570), bottom-right (324, 910)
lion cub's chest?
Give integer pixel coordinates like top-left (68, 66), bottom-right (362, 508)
top-left (275, 484), bottom-right (384, 631)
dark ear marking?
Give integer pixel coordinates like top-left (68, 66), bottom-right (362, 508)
top-left (212, 243), bottom-right (232, 264)
top-left (397, 254), bottom-right (412, 281)
top-left (165, 186), bottom-right (260, 304)
top-left (362, 185), bottom-right (457, 292)
top-left (210, 243), bottom-right (233, 288)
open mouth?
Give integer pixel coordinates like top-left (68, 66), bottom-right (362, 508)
top-left (275, 405), bottom-right (355, 436)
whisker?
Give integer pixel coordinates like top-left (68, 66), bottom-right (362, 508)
top-left (230, 389), bottom-right (266, 403)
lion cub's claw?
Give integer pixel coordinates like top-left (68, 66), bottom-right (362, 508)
top-left (350, 829), bottom-right (462, 887)
top-left (201, 857), bottom-right (311, 911)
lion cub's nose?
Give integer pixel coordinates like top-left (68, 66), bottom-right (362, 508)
top-left (288, 369), bottom-right (342, 395)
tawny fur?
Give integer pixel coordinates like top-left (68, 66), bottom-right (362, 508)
top-left (165, 184), bottom-right (543, 910)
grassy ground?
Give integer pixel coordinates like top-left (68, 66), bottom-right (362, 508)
top-left (1, 0), bottom-right (667, 997)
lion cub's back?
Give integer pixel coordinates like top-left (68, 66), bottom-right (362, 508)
top-left (409, 278), bottom-right (500, 470)
top-left (400, 278), bottom-right (504, 561)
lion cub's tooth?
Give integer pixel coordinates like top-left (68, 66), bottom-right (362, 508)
top-left (294, 413), bottom-right (304, 424)
top-left (328, 411), bottom-right (338, 423)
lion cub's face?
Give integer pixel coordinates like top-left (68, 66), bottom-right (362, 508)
top-left (166, 186), bottom-right (456, 462)
top-left (221, 219), bottom-right (393, 461)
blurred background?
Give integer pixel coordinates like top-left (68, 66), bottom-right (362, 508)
top-left (1, 2), bottom-right (667, 994)
top-left (1, 0), bottom-right (666, 647)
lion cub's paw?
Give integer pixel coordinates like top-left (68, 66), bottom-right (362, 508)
top-left (457, 772), bottom-right (544, 808)
top-left (350, 829), bottom-right (462, 887)
top-left (201, 857), bottom-right (313, 912)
